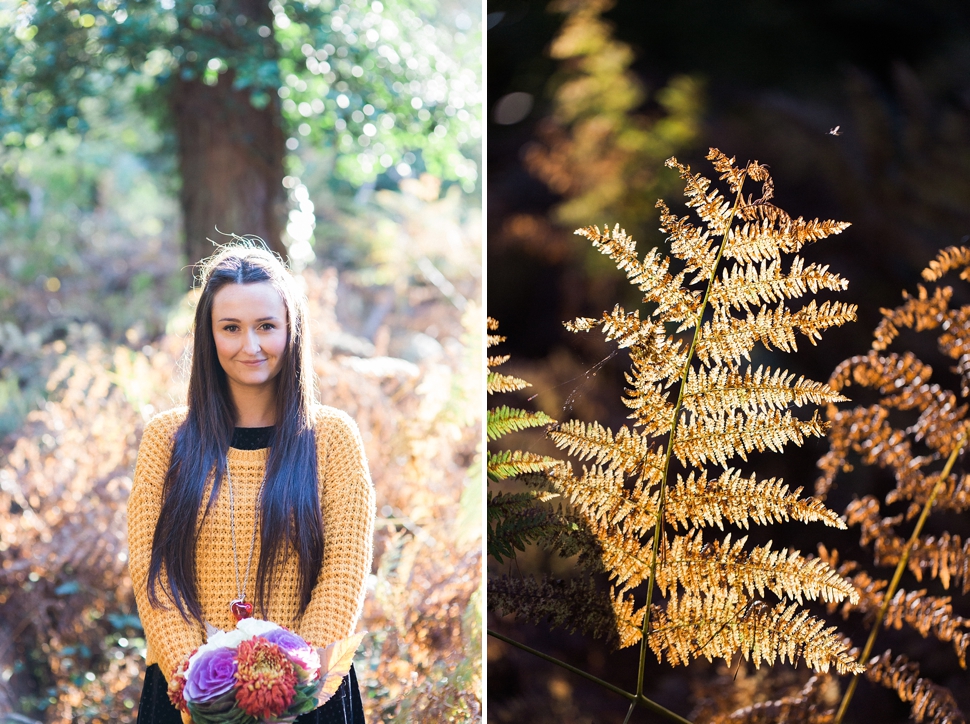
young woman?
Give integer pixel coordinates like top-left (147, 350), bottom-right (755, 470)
top-left (128, 244), bottom-right (374, 723)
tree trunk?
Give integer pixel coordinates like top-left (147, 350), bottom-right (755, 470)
top-left (172, 70), bottom-right (287, 274)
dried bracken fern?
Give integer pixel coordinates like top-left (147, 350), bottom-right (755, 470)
top-left (486, 319), bottom-right (648, 649)
top-left (818, 246), bottom-right (970, 722)
top-left (864, 652), bottom-right (964, 724)
top-left (709, 674), bottom-right (838, 724)
top-left (491, 149), bottom-right (860, 694)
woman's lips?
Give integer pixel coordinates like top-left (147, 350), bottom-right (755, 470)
top-left (239, 360), bottom-right (266, 366)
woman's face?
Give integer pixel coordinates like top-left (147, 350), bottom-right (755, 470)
top-left (211, 281), bottom-right (289, 394)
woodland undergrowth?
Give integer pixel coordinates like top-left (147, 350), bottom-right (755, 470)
top-left (0, 269), bottom-right (481, 724)
top-left (488, 149), bottom-right (970, 722)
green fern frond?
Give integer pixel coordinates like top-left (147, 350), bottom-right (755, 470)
top-left (487, 405), bottom-right (555, 441)
top-left (487, 450), bottom-right (561, 481)
top-left (487, 490), bottom-right (562, 563)
top-left (488, 575), bottom-right (644, 649)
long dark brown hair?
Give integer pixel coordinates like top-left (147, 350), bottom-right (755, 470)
top-left (147, 242), bottom-right (323, 622)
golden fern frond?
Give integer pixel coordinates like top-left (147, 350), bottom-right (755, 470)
top-left (829, 350), bottom-right (933, 404)
top-left (552, 150), bottom-right (856, 673)
top-left (724, 216), bottom-right (851, 265)
top-left (846, 496), bottom-right (970, 592)
top-left (713, 675), bottom-right (836, 724)
top-left (545, 463), bottom-right (658, 535)
top-left (610, 587), bottom-right (648, 648)
top-left (548, 419), bottom-right (666, 479)
top-left (621, 377), bottom-right (676, 436)
top-left (816, 404), bottom-right (919, 501)
top-left (674, 408), bottom-right (827, 467)
top-left (626, 331), bottom-right (691, 384)
top-left (592, 522), bottom-right (654, 591)
top-left (487, 353), bottom-right (511, 368)
top-left (872, 285), bottom-right (952, 351)
top-left (847, 572), bottom-right (970, 666)
top-left (566, 305), bottom-right (671, 354)
top-left (888, 471), bottom-right (970, 515)
top-left (656, 532), bottom-right (858, 606)
top-left (666, 469), bottom-right (846, 532)
top-left (664, 155), bottom-right (736, 236)
top-left (709, 256), bottom-right (848, 313)
top-left (822, 351), bottom-right (970, 513)
top-left (908, 391), bottom-right (968, 455)
top-left (649, 591), bottom-right (863, 674)
top-left (707, 148), bottom-right (747, 194)
top-left (487, 371), bottom-right (530, 395)
top-left (487, 405), bottom-right (555, 441)
top-left (575, 224), bottom-right (701, 323)
top-left (486, 315), bottom-right (504, 347)
top-left (922, 245), bottom-right (970, 282)
top-left (864, 651), bottom-right (964, 724)
top-left (656, 199), bottom-right (719, 282)
top-left (936, 305), bottom-right (970, 396)
top-left (684, 365), bottom-right (846, 418)
top-left (907, 533), bottom-right (970, 594)
top-left (696, 300), bottom-right (858, 366)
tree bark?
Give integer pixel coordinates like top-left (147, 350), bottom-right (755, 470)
top-left (172, 70), bottom-right (287, 273)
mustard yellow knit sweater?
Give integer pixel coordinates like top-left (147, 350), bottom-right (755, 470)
top-left (127, 405), bottom-right (375, 683)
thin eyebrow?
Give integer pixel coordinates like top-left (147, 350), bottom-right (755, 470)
top-left (217, 317), bottom-right (281, 323)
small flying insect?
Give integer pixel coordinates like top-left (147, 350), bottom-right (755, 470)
top-left (828, 125), bottom-right (842, 136)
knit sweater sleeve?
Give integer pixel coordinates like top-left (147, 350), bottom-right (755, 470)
top-left (127, 409), bottom-right (204, 683)
top-left (298, 408), bottom-right (375, 648)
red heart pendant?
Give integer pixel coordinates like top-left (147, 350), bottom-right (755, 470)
top-left (231, 600), bottom-right (253, 621)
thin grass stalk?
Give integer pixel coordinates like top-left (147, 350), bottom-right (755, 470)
top-left (487, 629), bottom-right (694, 724)
top-left (635, 175), bottom-right (747, 696)
top-left (833, 431), bottom-right (968, 724)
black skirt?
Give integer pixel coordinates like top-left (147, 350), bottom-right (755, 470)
top-left (136, 662), bottom-right (365, 724)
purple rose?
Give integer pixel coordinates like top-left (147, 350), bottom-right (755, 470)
top-left (184, 647), bottom-right (238, 702)
top-left (262, 628), bottom-right (319, 676)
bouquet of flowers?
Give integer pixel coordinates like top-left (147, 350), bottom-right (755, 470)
top-left (167, 618), bottom-right (364, 724)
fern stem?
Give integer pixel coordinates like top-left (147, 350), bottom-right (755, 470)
top-left (487, 629), bottom-right (694, 724)
top-left (622, 701), bottom-right (637, 724)
top-left (833, 432), bottom-right (967, 724)
top-left (636, 176), bottom-right (747, 695)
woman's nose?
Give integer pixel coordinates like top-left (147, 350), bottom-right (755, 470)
top-left (243, 329), bottom-right (261, 354)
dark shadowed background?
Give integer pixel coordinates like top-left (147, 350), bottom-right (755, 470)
top-left (487, 1), bottom-right (970, 721)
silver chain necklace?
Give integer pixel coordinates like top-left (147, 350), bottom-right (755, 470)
top-left (227, 458), bottom-right (265, 621)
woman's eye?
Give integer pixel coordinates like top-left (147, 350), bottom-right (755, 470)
top-left (224, 324), bottom-right (238, 332)
top-left (260, 323), bottom-right (276, 331)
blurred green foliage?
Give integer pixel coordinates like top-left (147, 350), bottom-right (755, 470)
top-left (0, 0), bottom-right (481, 191)
top-left (0, 74), bottom-right (182, 437)
top-left (526, 0), bottom-right (701, 236)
